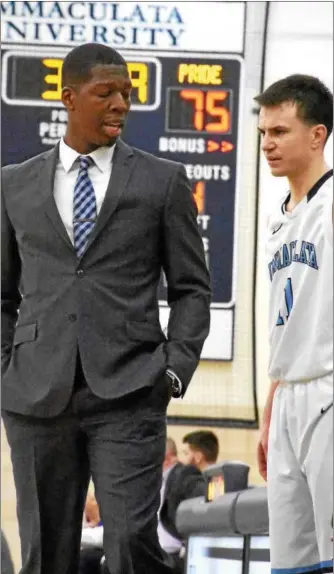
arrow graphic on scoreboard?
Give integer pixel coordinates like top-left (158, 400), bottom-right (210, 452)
top-left (220, 141), bottom-right (234, 153)
top-left (207, 140), bottom-right (220, 152)
top-left (207, 140), bottom-right (234, 153)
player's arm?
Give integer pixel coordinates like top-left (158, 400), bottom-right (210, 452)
top-left (262, 380), bottom-right (280, 431)
top-left (257, 380), bottom-right (280, 481)
top-left (257, 211), bottom-right (280, 480)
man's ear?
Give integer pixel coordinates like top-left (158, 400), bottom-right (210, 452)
top-left (311, 124), bottom-right (327, 150)
top-left (61, 86), bottom-right (76, 111)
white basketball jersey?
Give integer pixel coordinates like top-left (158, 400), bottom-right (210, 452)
top-left (266, 170), bottom-right (333, 383)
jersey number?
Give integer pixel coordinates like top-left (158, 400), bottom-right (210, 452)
top-left (276, 278), bottom-right (293, 326)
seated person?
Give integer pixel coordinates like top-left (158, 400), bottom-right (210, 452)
top-left (181, 430), bottom-right (219, 471)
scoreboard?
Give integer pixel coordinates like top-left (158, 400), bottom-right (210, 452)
top-left (2, 49), bottom-right (160, 109)
top-left (1, 44), bottom-right (243, 360)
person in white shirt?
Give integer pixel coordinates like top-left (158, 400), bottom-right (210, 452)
top-left (255, 74), bottom-right (333, 574)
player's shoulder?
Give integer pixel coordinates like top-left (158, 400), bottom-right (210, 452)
top-left (306, 170), bottom-right (333, 223)
top-left (315, 170), bottom-right (333, 243)
top-left (316, 170), bottom-right (333, 202)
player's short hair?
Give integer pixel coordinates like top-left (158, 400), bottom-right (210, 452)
top-left (62, 43), bottom-right (127, 88)
top-left (254, 74), bottom-right (333, 141)
top-left (183, 430), bottom-right (219, 463)
top-left (166, 437), bottom-right (178, 457)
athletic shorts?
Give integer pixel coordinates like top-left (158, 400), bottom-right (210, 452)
top-left (267, 375), bottom-right (333, 574)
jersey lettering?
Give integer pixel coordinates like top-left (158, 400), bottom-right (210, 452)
top-left (269, 240), bottom-right (318, 281)
top-left (276, 277), bottom-right (293, 326)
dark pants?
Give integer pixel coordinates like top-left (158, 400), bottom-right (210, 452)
top-left (102, 552), bottom-right (184, 574)
top-left (2, 359), bottom-right (173, 574)
top-left (1, 531), bottom-right (15, 574)
top-left (79, 547), bottom-right (104, 574)
top-left (168, 552), bottom-right (185, 574)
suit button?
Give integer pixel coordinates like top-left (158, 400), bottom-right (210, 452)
top-left (68, 314), bottom-right (77, 322)
top-left (76, 269), bottom-right (84, 278)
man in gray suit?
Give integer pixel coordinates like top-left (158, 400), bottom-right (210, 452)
top-left (1, 43), bottom-right (211, 574)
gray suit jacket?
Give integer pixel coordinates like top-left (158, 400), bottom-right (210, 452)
top-left (1, 139), bottom-right (211, 417)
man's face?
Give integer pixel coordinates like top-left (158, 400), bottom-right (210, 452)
top-left (181, 443), bottom-right (200, 467)
top-left (258, 102), bottom-right (316, 178)
top-left (62, 63), bottom-right (132, 149)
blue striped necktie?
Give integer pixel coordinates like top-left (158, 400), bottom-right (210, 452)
top-left (73, 156), bottom-right (97, 257)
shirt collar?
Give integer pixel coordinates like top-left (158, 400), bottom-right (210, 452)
top-left (59, 138), bottom-right (115, 173)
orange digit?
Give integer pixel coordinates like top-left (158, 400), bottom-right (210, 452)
top-left (193, 181), bottom-right (205, 214)
top-left (180, 89), bottom-right (205, 131)
top-left (205, 90), bottom-right (230, 133)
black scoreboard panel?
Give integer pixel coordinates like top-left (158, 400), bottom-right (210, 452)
top-left (2, 50), bottom-right (160, 108)
top-left (166, 87), bottom-right (233, 134)
top-left (1, 48), bottom-right (242, 309)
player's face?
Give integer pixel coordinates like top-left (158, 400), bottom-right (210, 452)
top-left (258, 102), bottom-right (315, 178)
top-left (62, 64), bottom-right (132, 152)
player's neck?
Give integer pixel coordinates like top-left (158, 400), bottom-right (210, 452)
top-left (286, 158), bottom-right (330, 211)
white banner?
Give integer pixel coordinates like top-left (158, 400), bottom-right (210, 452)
top-left (1, 1), bottom-right (246, 53)
top-left (160, 306), bottom-right (234, 361)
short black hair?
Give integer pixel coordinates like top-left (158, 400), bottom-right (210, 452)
top-left (254, 74), bottom-right (333, 141)
top-left (183, 431), bottom-right (219, 464)
top-left (62, 43), bottom-right (127, 88)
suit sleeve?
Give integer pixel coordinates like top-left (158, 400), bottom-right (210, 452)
top-left (1, 177), bottom-right (22, 373)
top-left (162, 165), bottom-right (211, 392)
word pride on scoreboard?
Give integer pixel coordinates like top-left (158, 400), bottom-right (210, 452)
top-left (1, 1), bottom-right (246, 361)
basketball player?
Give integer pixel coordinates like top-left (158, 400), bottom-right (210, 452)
top-left (255, 75), bottom-right (333, 573)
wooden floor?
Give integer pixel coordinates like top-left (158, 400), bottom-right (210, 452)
top-left (1, 422), bottom-right (263, 573)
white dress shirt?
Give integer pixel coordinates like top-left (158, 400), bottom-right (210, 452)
top-left (54, 138), bottom-right (115, 244)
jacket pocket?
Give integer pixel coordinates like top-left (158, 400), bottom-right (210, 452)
top-left (126, 321), bottom-right (164, 342)
top-left (13, 323), bottom-right (37, 346)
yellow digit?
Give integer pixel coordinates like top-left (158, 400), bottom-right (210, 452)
top-left (180, 89), bottom-right (205, 130)
top-left (42, 59), bottom-right (63, 100)
top-left (128, 63), bottom-right (147, 104)
top-left (205, 90), bottom-right (230, 133)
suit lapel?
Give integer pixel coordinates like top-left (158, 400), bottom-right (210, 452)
top-left (39, 139), bottom-right (136, 257)
top-left (83, 139), bottom-right (136, 255)
top-left (41, 143), bottom-right (75, 252)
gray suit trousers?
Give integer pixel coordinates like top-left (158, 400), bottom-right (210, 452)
top-left (2, 359), bottom-right (173, 574)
